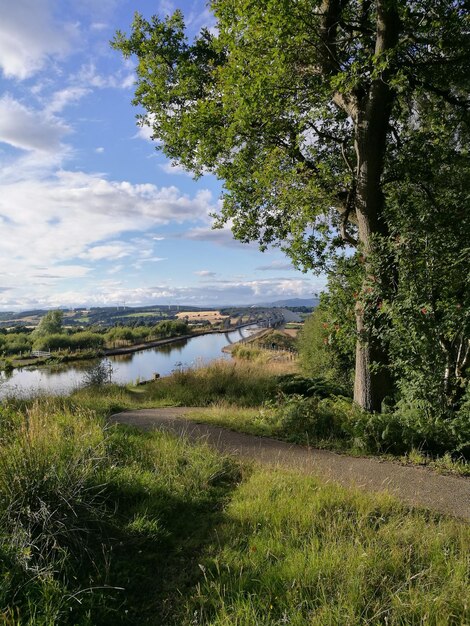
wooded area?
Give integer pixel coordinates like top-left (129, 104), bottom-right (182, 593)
top-left (114, 0), bottom-right (469, 419)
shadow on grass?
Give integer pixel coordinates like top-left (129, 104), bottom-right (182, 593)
top-left (75, 426), bottom-right (242, 626)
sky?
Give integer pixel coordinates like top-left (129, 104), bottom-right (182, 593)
top-left (0, 0), bottom-right (325, 311)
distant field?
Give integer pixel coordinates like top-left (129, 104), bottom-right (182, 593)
top-left (123, 312), bottom-right (167, 318)
top-left (282, 327), bottom-right (301, 337)
top-left (176, 310), bottom-right (228, 322)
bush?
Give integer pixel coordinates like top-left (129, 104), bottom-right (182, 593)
top-left (271, 394), bottom-right (470, 459)
top-left (2, 333), bottom-right (33, 355)
top-left (69, 331), bottom-right (105, 350)
top-left (275, 395), bottom-right (347, 441)
top-left (154, 319), bottom-right (189, 338)
top-left (82, 360), bottom-right (113, 386)
top-left (275, 373), bottom-right (345, 398)
top-left (33, 333), bottom-right (70, 351)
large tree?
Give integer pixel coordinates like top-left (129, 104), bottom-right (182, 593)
top-left (113, 0), bottom-right (469, 411)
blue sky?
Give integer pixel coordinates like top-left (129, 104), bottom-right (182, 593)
top-left (0, 0), bottom-right (325, 310)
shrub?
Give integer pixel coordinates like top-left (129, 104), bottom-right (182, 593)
top-left (275, 373), bottom-right (346, 398)
top-left (33, 333), bottom-right (70, 351)
top-left (2, 333), bottom-right (33, 355)
top-left (82, 360), bottom-right (113, 386)
top-left (69, 331), bottom-right (105, 350)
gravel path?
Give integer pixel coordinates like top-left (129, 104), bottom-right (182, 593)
top-left (110, 408), bottom-right (470, 521)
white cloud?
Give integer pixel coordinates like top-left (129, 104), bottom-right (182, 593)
top-left (135, 118), bottom-right (156, 142)
top-left (46, 87), bottom-right (90, 115)
top-left (160, 162), bottom-right (193, 177)
top-left (0, 95), bottom-right (70, 153)
top-left (194, 270), bottom-right (217, 277)
top-left (90, 22), bottom-right (108, 31)
top-left (74, 62), bottom-right (134, 90)
top-left (121, 74), bottom-right (135, 89)
top-left (26, 276), bottom-right (317, 309)
top-left (95, 147), bottom-right (105, 153)
top-left (256, 261), bottom-right (294, 271)
top-left (79, 244), bottom-right (131, 262)
top-left (0, 169), bottom-right (215, 304)
top-left (32, 265), bottom-right (92, 280)
top-left (159, 1), bottom-right (176, 17)
top-left (183, 226), bottom-right (256, 248)
top-left (186, 7), bottom-right (217, 33)
top-left (0, 0), bottom-right (78, 79)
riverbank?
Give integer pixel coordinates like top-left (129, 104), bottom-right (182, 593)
top-left (104, 321), bottom-right (258, 357)
top-left (3, 322), bottom-right (259, 372)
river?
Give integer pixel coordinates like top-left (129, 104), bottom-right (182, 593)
top-left (0, 325), bottom-right (260, 398)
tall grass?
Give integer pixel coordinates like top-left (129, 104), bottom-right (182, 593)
top-left (0, 397), bottom-right (239, 625)
top-left (1, 392), bottom-right (468, 624)
top-left (141, 360), bottom-right (294, 407)
top-left (0, 400), bottom-right (108, 624)
top-left (187, 469), bottom-right (470, 625)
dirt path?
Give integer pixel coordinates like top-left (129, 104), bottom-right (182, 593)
top-left (110, 408), bottom-right (470, 521)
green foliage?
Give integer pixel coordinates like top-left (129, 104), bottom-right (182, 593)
top-left (112, 1), bottom-right (468, 272)
top-left (105, 326), bottom-right (135, 343)
top-left (33, 331), bottom-right (105, 352)
top-left (154, 319), bottom-right (189, 338)
top-left (70, 331), bottom-right (105, 350)
top-left (0, 397), bottom-right (239, 624)
top-left (33, 310), bottom-right (64, 337)
top-left (113, 1), bottom-right (470, 413)
top-left (0, 332), bottom-right (33, 355)
top-left (269, 394), bottom-right (470, 459)
top-left (82, 360), bottom-right (113, 387)
top-left (275, 373), bottom-right (344, 398)
top-left (298, 266), bottom-right (358, 393)
top-left (32, 333), bottom-right (70, 351)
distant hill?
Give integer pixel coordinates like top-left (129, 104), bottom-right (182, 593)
top-left (261, 298), bottom-right (319, 308)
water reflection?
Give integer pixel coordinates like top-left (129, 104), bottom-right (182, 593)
top-left (0, 325), bottom-right (259, 398)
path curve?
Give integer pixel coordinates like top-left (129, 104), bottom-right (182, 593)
top-left (110, 408), bottom-right (470, 521)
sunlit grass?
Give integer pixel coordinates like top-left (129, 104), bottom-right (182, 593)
top-left (186, 469), bottom-right (470, 625)
top-left (1, 393), bottom-right (468, 624)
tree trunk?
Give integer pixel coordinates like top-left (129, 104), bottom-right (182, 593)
top-left (351, 0), bottom-right (400, 411)
top-left (353, 122), bottom-right (395, 411)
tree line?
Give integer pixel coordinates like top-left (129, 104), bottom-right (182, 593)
top-left (0, 311), bottom-right (189, 357)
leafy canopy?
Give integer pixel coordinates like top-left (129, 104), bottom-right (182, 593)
top-left (113, 1), bottom-right (469, 270)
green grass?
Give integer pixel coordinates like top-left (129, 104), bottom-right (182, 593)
top-left (0, 395), bottom-right (468, 625)
top-left (186, 469), bottom-right (470, 625)
top-left (66, 360), bottom-right (286, 411)
top-left (36, 358), bottom-right (467, 476)
top-left (0, 398), bottom-right (240, 625)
